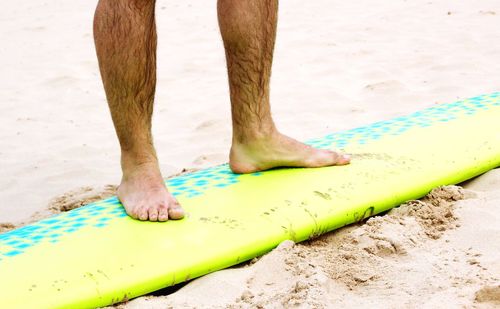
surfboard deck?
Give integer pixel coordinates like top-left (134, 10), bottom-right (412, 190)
top-left (1, 93), bottom-right (499, 308)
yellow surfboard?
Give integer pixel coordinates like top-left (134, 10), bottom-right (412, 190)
top-left (1, 93), bottom-right (499, 308)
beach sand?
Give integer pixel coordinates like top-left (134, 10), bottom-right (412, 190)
top-left (1, 0), bottom-right (499, 307)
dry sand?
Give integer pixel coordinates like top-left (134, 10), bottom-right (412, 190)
top-left (1, 0), bottom-right (499, 308)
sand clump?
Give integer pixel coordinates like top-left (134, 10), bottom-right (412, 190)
top-left (48, 185), bottom-right (117, 213)
top-left (391, 185), bottom-right (466, 239)
top-left (297, 186), bottom-right (468, 290)
top-left (0, 223), bottom-right (16, 233)
top-left (475, 285), bottom-right (500, 305)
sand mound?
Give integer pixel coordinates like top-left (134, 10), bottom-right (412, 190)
top-left (48, 185), bottom-right (117, 213)
top-left (0, 223), bottom-right (16, 233)
top-left (391, 185), bottom-right (466, 239)
top-left (475, 285), bottom-right (500, 305)
top-left (275, 186), bottom-right (476, 295)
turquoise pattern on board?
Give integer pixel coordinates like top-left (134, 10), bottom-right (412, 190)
top-left (0, 197), bottom-right (126, 260)
top-left (0, 92), bottom-right (499, 261)
top-left (306, 92), bottom-right (500, 149)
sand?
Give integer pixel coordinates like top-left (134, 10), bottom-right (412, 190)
top-left (1, 0), bottom-right (499, 307)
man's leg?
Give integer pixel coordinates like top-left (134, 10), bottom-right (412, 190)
top-left (93, 0), bottom-right (183, 221)
top-left (217, 0), bottom-right (350, 173)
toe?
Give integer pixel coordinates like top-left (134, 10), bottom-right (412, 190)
top-left (138, 207), bottom-right (149, 221)
top-left (168, 203), bottom-right (185, 220)
top-left (334, 152), bottom-right (351, 165)
top-left (305, 149), bottom-right (350, 167)
top-left (123, 205), bottom-right (138, 219)
top-left (148, 207), bottom-right (159, 222)
top-left (319, 149), bottom-right (351, 166)
top-left (165, 196), bottom-right (185, 220)
top-left (158, 205), bottom-right (169, 222)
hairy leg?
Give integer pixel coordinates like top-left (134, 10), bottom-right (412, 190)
top-left (217, 0), bottom-right (350, 173)
top-left (94, 0), bottom-right (183, 221)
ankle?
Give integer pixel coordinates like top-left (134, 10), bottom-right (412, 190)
top-left (120, 150), bottom-right (158, 174)
top-left (232, 121), bottom-right (278, 145)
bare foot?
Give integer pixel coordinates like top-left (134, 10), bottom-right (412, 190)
top-left (229, 131), bottom-right (350, 174)
top-left (117, 161), bottom-right (184, 222)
